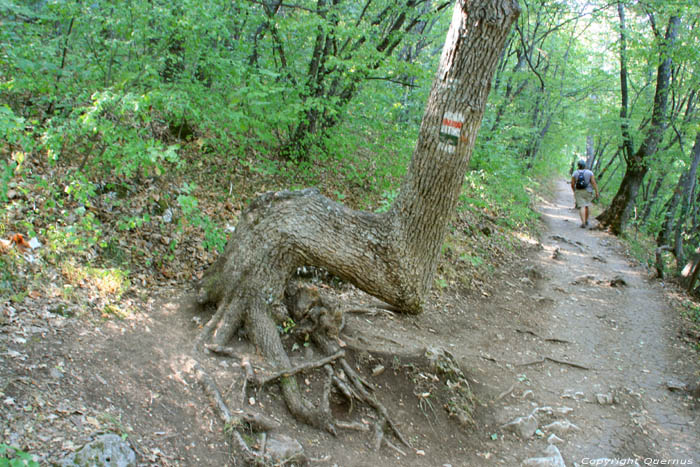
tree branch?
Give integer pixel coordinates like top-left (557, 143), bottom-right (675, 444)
top-left (364, 76), bottom-right (418, 87)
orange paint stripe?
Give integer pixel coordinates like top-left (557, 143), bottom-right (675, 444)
top-left (442, 118), bottom-right (463, 129)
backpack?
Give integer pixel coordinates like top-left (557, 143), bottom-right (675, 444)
top-left (575, 170), bottom-right (588, 190)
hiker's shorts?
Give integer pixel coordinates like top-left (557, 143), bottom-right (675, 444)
top-left (575, 189), bottom-right (594, 208)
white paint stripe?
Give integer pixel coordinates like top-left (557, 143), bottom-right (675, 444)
top-left (443, 111), bottom-right (464, 123)
top-left (440, 126), bottom-right (460, 137)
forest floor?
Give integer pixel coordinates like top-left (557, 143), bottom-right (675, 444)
top-left (1, 178), bottom-right (699, 466)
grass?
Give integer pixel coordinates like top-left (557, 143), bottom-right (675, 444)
top-left (60, 261), bottom-right (130, 299)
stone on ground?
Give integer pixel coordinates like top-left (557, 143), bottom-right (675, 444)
top-left (521, 444), bottom-right (566, 467)
top-left (59, 433), bottom-right (136, 467)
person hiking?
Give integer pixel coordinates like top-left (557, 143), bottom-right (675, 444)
top-left (571, 159), bottom-right (600, 228)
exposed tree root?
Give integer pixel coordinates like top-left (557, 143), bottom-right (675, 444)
top-left (192, 361), bottom-right (264, 465)
top-left (256, 351), bottom-right (345, 386)
top-left (204, 344), bottom-right (238, 357)
top-left (184, 0), bottom-right (524, 457)
top-left (190, 279), bottom-right (416, 462)
top-left (517, 356), bottom-right (592, 370)
top-left (193, 360), bottom-right (235, 425)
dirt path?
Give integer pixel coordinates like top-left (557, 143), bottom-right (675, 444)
top-left (1, 178), bottom-right (697, 466)
top-left (495, 178), bottom-right (699, 464)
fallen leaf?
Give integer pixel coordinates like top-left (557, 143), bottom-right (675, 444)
top-left (11, 233), bottom-right (30, 250)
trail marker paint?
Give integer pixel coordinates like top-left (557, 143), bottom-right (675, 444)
top-left (438, 111), bottom-right (464, 154)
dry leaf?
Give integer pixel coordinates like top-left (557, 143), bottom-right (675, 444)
top-left (11, 233), bottom-right (30, 250)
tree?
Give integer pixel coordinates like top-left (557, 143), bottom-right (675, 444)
top-left (194, 0), bottom-right (520, 451)
top-left (596, 4), bottom-right (680, 235)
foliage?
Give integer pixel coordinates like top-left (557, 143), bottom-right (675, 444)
top-left (0, 0), bottom-right (698, 316)
top-left (0, 444), bottom-right (38, 467)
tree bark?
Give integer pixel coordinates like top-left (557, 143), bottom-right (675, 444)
top-left (681, 247), bottom-right (700, 293)
top-left (197, 0), bottom-right (520, 429)
top-left (597, 12), bottom-right (680, 235)
top-left (641, 173), bottom-right (664, 225)
top-left (673, 131), bottom-right (700, 265)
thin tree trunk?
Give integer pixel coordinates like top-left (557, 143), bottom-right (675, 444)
top-left (641, 174), bottom-right (664, 225)
top-left (597, 149), bottom-right (619, 181)
top-left (586, 135), bottom-right (594, 167)
top-left (599, 160), bottom-right (621, 192)
top-left (46, 16), bottom-right (75, 116)
top-left (598, 12), bottom-right (680, 234)
top-left (674, 131), bottom-right (700, 265)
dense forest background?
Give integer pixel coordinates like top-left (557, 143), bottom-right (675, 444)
top-left (1, 0), bottom-right (700, 302)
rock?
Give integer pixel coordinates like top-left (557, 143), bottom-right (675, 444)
top-left (543, 420), bottom-right (580, 435)
top-left (554, 406), bottom-right (574, 416)
top-left (524, 445), bottom-right (566, 467)
top-left (521, 390), bottom-right (535, 400)
top-left (49, 367), bottom-right (64, 379)
top-left (28, 237), bottom-right (42, 250)
top-left (60, 433), bottom-right (136, 467)
top-left (503, 414), bottom-right (538, 439)
top-left (592, 255), bottom-right (607, 263)
top-left (162, 208), bottom-right (173, 223)
top-left (561, 390), bottom-right (584, 400)
top-left (665, 380), bottom-right (688, 392)
top-left (550, 235), bottom-right (569, 244)
top-left (372, 365), bottom-right (385, 376)
top-left (547, 434), bottom-right (563, 444)
top-left (609, 276), bottom-right (627, 287)
top-left (264, 434), bottom-right (305, 464)
top-left (532, 406), bottom-right (553, 417)
top-left (522, 445), bottom-right (566, 467)
top-left (595, 393), bottom-right (614, 405)
top-left (551, 247), bottom-right (561, 260)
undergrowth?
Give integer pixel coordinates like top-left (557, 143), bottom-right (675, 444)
top-left (0, 106), bottom-right (544, 311)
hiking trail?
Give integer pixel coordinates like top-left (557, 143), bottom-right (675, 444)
top-left (1, 178), bottom-right (697, 466)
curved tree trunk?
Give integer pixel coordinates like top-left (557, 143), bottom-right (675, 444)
top-left (597, 162), bottom-right (647, 234)
top-left (196, 0), bottom-right (520, 432)
top-left (597, 11), bottom-right (680, 235)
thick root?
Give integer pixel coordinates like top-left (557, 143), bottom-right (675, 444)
top-left (194, 264), bottom-right (411, 454)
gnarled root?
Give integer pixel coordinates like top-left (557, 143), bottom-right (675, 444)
top-left (192, 190), bottom-right (417, 455)
top-left (193, 279), bottom-right (412, 457)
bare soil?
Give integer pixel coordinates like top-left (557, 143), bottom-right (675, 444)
top-left (1, 178), bottom-right (698, 466)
